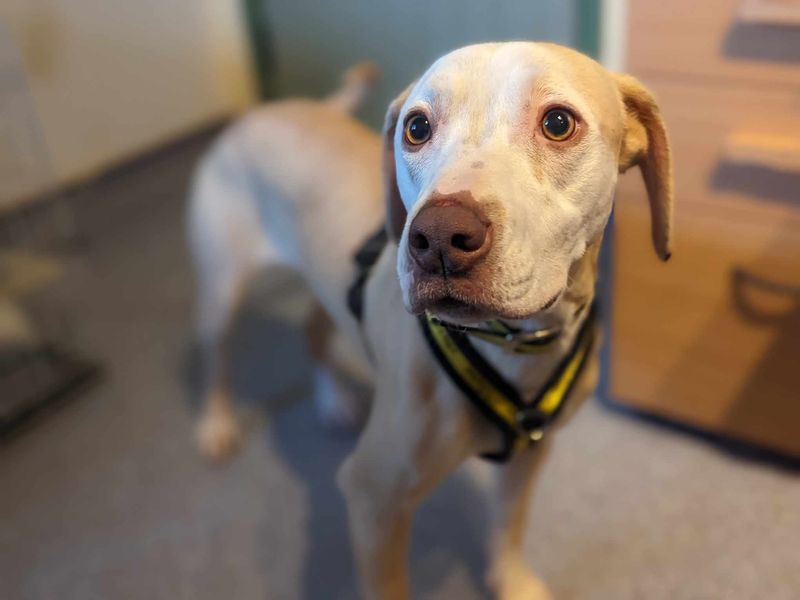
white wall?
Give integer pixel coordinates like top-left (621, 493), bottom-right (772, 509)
top-left (0, 0), bottom-right (255, 202)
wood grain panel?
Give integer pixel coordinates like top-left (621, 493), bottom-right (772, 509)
top-left (628, 0), bottom-right (800, 88)
top-left (610, 78), bottom-right (800, 455)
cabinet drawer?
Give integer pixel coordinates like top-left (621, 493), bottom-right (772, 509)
top-left (629, 0), bottom-right (800, 88)
top-left (632, 78), bottom-right (800, 211)
top-left (609, 80), bottom-right (800, 456)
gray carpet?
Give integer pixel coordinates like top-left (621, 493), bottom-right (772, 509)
top-left (1, 132), bottom-right (798, 600)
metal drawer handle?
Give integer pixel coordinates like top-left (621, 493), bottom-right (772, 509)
top-left (732, 268), bottom-right (800, 324)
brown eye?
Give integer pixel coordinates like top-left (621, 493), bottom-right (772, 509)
top-left (541, 108), bottom-right (576, 141)
top-left (404, 112), bottom-right (432, 145)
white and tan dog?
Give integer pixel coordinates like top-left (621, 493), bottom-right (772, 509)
top-left (188, 43), bottom-right (672, 600)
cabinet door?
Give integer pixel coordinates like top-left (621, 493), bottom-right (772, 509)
top-left (609, 78), bottom-right (800, 456)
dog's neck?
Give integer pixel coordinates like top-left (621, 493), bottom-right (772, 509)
top-left (552, 237), bottom-right (601, 329)
top-left (470, 238), bottom-right (601, 399)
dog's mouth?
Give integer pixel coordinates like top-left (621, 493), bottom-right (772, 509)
top-left (425, 295), bottom-right (491, 322)
top-left (409, 275), bottom-right (561, 323)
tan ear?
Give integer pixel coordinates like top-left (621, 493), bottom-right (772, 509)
top-left (382, 84), bottom-right (414, 240)
top-left (615, 74), bottom-right (674, 261)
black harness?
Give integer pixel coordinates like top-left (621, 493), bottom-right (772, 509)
top-left (347, 226), bottom-right (596, 463)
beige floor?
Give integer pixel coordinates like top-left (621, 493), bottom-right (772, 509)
top-left (1, 133), bottom-right (798, 600)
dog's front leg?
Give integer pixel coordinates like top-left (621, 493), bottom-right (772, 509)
top-left (487, 440), bottom-right (554, 600)
top-left (338, 377), bottom-right (476, 600)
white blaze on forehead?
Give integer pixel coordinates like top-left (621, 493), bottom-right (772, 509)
top-left (490, 43), bottom-right (543, 106)
top-left (436, 43), bottom-right (602, 133)
top-left (416, 44), bottom-right (547, 137)
top-left (394, 43), bottom-right (549, 211)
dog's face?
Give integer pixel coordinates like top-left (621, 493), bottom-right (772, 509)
top-left (383, 42), bottom-right (672, 322)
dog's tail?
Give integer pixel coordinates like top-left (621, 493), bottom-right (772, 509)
top-left (325, 61), bottom-right (379, 114)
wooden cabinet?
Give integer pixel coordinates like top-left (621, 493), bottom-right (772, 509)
top-left (608, 1), bottom-right (800, 457)
top-left (628, 0), bottom-right (800, 86)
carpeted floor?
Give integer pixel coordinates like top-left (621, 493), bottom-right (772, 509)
top-left (1, 131), bottom-right (798, 600)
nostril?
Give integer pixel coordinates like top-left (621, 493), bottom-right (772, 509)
top-left (410, 232), bottom-right (430, 250)
top-left (451, 233), bottom-right (470, 251)
top-left (451, 231), bottom-right (484, 252)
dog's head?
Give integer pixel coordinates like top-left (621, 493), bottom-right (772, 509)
top-left (383, 42), bottom-right (672, 322)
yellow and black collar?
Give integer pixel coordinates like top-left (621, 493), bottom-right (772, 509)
top-left (419, 303), bottom-right (597, 462)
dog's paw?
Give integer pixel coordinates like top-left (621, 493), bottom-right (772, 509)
top-left (195, 406), bottom-right (242, 463)
top-left (488, 560), bottom-right (553, 600)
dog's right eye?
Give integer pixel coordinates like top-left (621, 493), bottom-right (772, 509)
top-left (404, 113), bottom-right (432, 145)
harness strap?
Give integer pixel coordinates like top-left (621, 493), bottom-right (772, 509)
top-left (420, 316), bottom-right (521, 461)
top-left (420, 303), bottom-right (597, 462)
top-left (347, 226), bottom-right (388, 321)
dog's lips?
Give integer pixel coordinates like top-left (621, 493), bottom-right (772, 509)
top-left (425, 295), bottom-right (492, 322)
top-left (408, 274), bottom-right (561, 322)
top-left (409, 276), bottom-right (487, 320)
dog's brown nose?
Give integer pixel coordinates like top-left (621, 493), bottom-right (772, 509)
top-left (408, 197), bottom-right (490, 275)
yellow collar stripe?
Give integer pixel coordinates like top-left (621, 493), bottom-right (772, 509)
top-left (537, 340), bottom-right (592, 415)
top-left (427, 318), bottom-right (519, 425)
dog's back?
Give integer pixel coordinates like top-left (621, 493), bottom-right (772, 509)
top-left (189, 64), bottom-right (383, 459)
top-left (190, 65), bottom-right (384, 332)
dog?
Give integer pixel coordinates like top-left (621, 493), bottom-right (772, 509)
top-left (188, 42), bottom-right (672, 600)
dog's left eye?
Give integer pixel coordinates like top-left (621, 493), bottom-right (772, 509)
top-left (541, 108), bottom-right (576, 141)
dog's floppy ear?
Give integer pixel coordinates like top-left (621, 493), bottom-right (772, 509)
top-left (615, 74), bottom-right (674, 261)
top-left (382, 84), bottom-right (414, 240)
